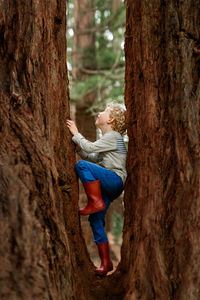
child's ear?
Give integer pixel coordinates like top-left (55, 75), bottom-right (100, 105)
top-left (107, 117), bottom-right (115, 124)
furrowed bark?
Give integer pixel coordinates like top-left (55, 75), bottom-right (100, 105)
top-left (121, 1), bottom-right (200, 299)
top-left (0, 1), bottom-right (93, 299)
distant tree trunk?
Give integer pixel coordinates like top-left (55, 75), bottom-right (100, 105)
top-left (72, 0), bottom-right (96, 140)
top-left (112, 0), bottom-right (120, 12)
top-left (121, 0), bottom-right (200, 299)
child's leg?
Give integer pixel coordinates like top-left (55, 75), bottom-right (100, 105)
top-left (75, 160), bottom-right (123, 201)
top-left (80, 179), bottom-right (106, 215)
top-left (88, 195), bottom-right (113, 275)
top-left (75, 160), bottom-right (123, 215)
top-left (75, 160), bottom-right (97, 183)
top-left (76, 160), bottom-right (124, 275)
top-left (88, 194), bottom-right (110, 243)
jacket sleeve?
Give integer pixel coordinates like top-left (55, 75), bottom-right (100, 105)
top-left (77, 150), bottom-right (101, 163)
top-left (72, 132), bottom-right (117, 153)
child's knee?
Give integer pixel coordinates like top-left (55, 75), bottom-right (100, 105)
top-left (88, 214), bottom-right (96, 226)
top-left (75, 160), bottom-right (87, 172)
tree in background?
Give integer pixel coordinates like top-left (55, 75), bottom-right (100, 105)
top-left (70, 0), bottom-right (96, 139)
top-left (67, 0), bottom-right (126, 112)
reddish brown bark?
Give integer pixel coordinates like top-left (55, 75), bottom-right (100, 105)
top-left (0, 1), bottom-right (125, 299)
top-left (0, 1), bottom-right (94, 299)
top-left (121, 1), bottom-right (200, 299)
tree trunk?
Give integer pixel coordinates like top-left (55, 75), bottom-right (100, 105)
top-left (0, 2), bottom-right (124, 299)
top-left (121, 0), bottom-right (200, 299)
top-left (0, 1), bottom-right (94, 299)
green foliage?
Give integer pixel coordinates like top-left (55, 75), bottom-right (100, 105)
top-left (70, 75), bottom-right (100, 100)
top-left (111, 212), bottom-right (124, 244)
top-left (67, 0), bottom-right (126, 110)
top-left (96, 47), bottom-right (116, 69)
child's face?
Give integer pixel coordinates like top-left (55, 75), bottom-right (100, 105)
top-left (95, 107), bottom-right (112, 127)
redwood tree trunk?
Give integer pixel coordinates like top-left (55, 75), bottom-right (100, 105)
top-left (0, 2), bottom-right (123, 299)
top-left (121, 1), bottom-right (200, 299)
top-left (0, 1), bottom-right (93, 299)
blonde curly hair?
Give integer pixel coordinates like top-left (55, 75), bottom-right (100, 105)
top-left (106, 102), bottom-right (126, 135)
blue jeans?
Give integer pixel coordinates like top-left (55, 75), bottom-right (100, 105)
top-left (75, 160), bottom-right (124, 244)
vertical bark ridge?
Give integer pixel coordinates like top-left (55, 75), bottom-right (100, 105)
top-left (121, 0), bottom-right (200, 299)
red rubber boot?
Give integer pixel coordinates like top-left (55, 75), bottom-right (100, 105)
top-left (79, 180), bottom-right (106, 215)
top-left (95, 242), bottom-right (113, 276)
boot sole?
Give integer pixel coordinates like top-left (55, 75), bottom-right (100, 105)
top-left (95, 264), bottom-right (113, 276)
top-left (79, 206), bottom-right (106, 215)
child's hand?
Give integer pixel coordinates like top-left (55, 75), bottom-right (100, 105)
top-left (66, 120), bottom-right (79, 135)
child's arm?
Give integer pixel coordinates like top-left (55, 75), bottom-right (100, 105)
top-left (66, 119), bottom-right (117, 153)
top-left (72, 132), bottom-right (116, 153)
top-left (77, 150), bottom-right (101, 163)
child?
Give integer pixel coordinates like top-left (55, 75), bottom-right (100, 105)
top-left (67, 102), bottom-right (127, 276)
